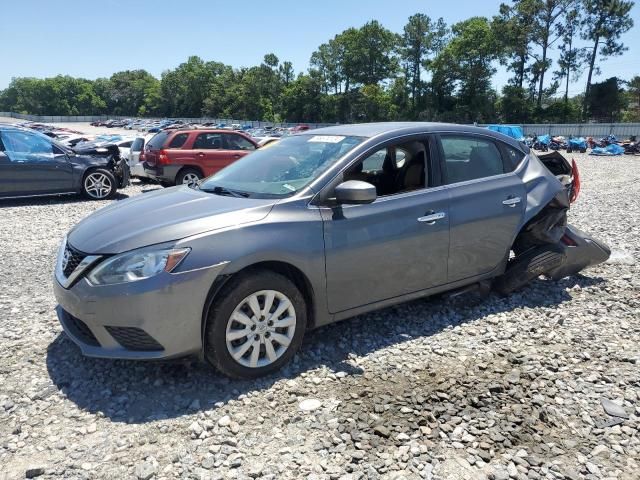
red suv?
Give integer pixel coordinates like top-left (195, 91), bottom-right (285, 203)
top-left (142, 129), bottom-right (258, 186)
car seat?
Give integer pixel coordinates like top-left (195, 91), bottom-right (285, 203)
top-left (396, 151), bottom-right (425, 191)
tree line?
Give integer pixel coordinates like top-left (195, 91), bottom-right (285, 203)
top-left (1, 0), bottom-right (637, 124)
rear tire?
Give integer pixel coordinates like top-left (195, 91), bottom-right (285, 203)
top-left (493, 245), bottom-right (566, 295)
top-left (204, 270), bottom-right (307, 379)
top-left (176, 168), bottom-right (203, 188)
top-left (82, 169), bottom-right (117, 200)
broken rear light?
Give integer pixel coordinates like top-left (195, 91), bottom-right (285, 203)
top-left (570, 158), bottom-right (580, 203)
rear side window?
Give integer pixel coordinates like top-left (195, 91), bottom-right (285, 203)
top-left (503, 144), bottom-right (525, 168)
top-left (440, 136), bottom-right (504, 184)
top-left (193, 133), bottom-right (223, 149)
top-left (223, 134), bottom-right (256, 151)
top-left (147, 132), bottom-right (169, 150)
top-left (119, 141), bottom-right (132, 148)
top-left (168, 133), bottom-right (189, 148)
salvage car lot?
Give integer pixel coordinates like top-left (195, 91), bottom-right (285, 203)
top-left (0, 152), bottom-right (639, 479)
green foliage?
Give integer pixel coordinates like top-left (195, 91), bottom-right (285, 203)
top-left (0, 6), bottom-right (636, 124)
top-left (581, 0), bottom-right (635, 115)
top-left (587, 76), bottom-right (626, 120)
top-left (0, 76), bottom-right (106, 115)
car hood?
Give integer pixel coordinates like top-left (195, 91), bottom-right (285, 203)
top-left (68, 186), bottom-right (278, 254)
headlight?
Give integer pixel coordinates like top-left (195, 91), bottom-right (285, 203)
top-left (87, 247), bottom-right (190, 286)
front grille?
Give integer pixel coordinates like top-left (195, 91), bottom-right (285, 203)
top-left (63, 243), bottom-right (87, 277)
top-left (105, 326), bottom-right (164, 351)
top-left (66, 314), bottom-right (100, 347)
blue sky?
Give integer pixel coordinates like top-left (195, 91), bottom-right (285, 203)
top-left (2, 0), bottom-right (638, 95)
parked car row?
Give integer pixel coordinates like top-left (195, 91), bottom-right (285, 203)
top-left (87, 117), bottom-right (311, 136)
top-left (4, 121), bottom-right (290, 195)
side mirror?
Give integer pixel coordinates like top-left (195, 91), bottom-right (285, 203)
top-left (334, 180), bottom-right (377, 205)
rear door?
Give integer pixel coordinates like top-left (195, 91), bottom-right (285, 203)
top-left (191, 132), bottom-right (229, 176)
top-left (0, 130), bottom-right (74, 196)
top-left (436, 134), bottom-right (526, 282)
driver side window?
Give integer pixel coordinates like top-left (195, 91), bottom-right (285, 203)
top-left (344, 141), bottom-right (427, 197)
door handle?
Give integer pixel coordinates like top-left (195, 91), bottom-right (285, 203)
top-left (417, 211), bottom-right (446, 224)
top-left (232, 154), bottom-right (241, 158)
top-left (502, 196), bottom-right (522, 207)
top-left (197, 152), bottom-right (205, 157)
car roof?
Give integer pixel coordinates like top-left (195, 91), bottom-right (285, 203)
top-left (301, 122), bottom-right (524, 149)
top-left (165, 128), bottom-right (245, 134)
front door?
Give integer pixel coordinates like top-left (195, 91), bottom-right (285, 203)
top-left (437, 134), bottom-right (526, 282)
top-left (322, 139), bottom-right (450, 313)
top-left (0, 130), bottom-right (74, 196)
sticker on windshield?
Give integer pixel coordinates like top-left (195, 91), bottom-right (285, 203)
top-left (308, 135), bottom-right (345, 143)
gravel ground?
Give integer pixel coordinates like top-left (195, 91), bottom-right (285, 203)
top-left (0, 153), bottom-right (638, 480)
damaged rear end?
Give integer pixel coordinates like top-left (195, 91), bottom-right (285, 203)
top-left (494, 149), bottom-right (609, 294)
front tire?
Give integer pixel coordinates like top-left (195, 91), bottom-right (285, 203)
top-left (204, 270), bottom-right (307, 378)
top-left (82, 169), bottom-right (117, 200)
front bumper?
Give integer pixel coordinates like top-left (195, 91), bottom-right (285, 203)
top-left (53, 260), bottom-right (227, 360)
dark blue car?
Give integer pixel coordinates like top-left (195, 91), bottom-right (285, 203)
top-left (0, 125), bottom-right (129, 200)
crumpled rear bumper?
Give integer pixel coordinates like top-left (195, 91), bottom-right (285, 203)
top-left (546, 224), bottom-right (611, 280)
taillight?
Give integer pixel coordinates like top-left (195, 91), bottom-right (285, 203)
top-left (158, 149), bottom-right (170, 165)
top-left (570, 158), bottom-right (580, 203)
top-left (139, 152), bottom-right (146, 161)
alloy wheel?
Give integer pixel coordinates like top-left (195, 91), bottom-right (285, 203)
top-left (84, 172), bottom-right (113, 199)
top-left (181, 172), bottom-right (200, 187)
top-left (225, 290), bottom-right (296, 368)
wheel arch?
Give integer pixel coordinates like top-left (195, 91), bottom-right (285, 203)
top-left (200, 260), bottom-right (316, 357)
top-left (176, 165), bottom-right (205, 180)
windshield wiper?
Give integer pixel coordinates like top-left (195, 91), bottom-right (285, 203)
top-left (199, 185), bottom-right (250, 198)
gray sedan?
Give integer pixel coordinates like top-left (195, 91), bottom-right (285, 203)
top-left (53, 122), bottom-right (592, 378)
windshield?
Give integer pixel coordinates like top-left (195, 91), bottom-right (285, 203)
top-left (200, 134), bottom-right (364, 198)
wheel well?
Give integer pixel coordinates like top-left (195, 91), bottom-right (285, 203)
top-left (177, 165), bottom-right (204, 179)
top-left (200, 261), bottom-right (316, 355)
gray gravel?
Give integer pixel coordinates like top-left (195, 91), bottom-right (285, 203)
top-left (1, 154), bottom-right (639, 480)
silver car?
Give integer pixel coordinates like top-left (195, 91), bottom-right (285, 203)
top-left (53, 122), bottom-right (605, 378)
